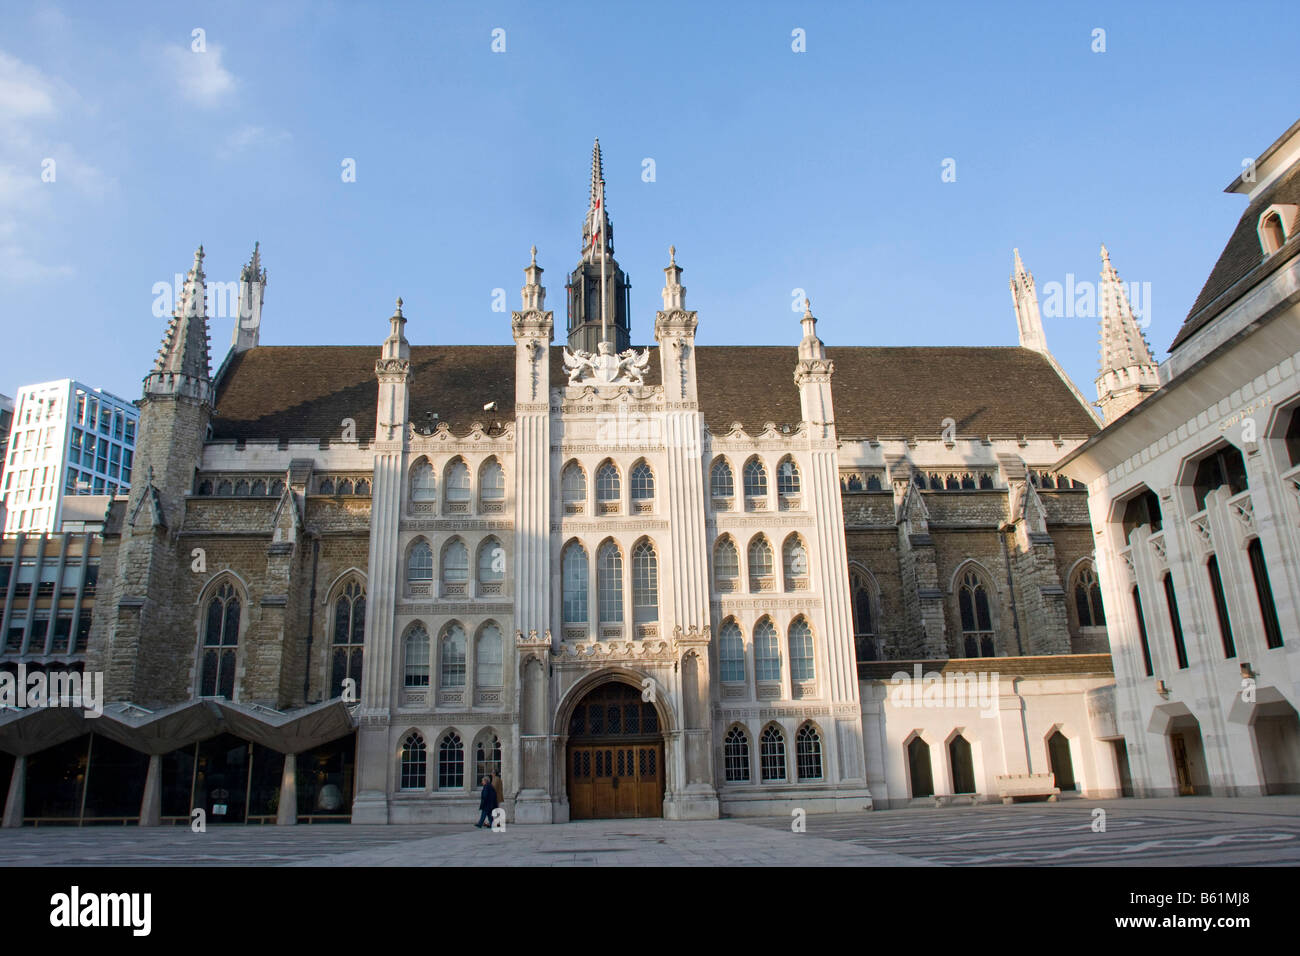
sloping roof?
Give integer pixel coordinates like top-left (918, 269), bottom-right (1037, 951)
top-left (210, 344), bottom-right (1097, 441)
top-left (1170, 160), bottom-right (1300, 353)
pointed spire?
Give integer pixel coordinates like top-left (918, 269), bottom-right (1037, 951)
top-left (522, 246), bottom-right (546, 311)
top-left (1096, 244), bottom-right (1159, 421)
top-left (797, 297), bottom-right (826, 360)
top-left (233, 241), bottom-right (267, 352)
top-left (146, 245), bottom-right (212, 402)
top-left (382, 296), bottom-right (409, 362)
top-left (583, 138), bottom-right (612, 260)
top-left (1009, 247), bottom-right (1048, 353)
top-left (661, 245), bottom-right (685, 310)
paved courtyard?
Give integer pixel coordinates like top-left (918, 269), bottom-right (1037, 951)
top-left (0, 796), bottom-right (1296, 866)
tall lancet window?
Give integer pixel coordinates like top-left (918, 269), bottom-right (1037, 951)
top-left (598, 541), bottom-right (624, 627)
top-left (200, 581), bottom-right (241, 699)
top-left (330, 580), bottom-right (365, 699)
top-left (562, 542), bottom-right (589, 626)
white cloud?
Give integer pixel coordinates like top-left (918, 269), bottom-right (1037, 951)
top-left (0, 51), bottom-right (57, 123)
top-left (218, 123), bottom-right (291, 160)
top-left (162, 42), bottom-right (236, 107)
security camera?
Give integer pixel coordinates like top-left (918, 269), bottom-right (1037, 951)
top-left (483, 401), bottom-right (498, 412)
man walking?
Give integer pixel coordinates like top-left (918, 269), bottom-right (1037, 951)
top-left (476, 775), bottom-right (498, 829)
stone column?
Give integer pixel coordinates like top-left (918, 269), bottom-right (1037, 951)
top-left (277, 753), bottom-right (297, 825)
top-left (139, 753), bottom-right (162, 826)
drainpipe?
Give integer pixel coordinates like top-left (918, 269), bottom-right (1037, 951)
top-left (999, 526), bottom-right (1024, 656)
top-left (303, 537), bottom-right (320, 702)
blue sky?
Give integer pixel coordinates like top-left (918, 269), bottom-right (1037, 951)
top-left (2, 0), bottom-right (1297, 409)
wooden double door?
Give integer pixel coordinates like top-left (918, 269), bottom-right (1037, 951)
top-left (568, 743), bottom-right (664, 820)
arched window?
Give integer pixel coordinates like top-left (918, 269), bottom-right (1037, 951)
top-left (407, 540), bottom-right (433, 585)
top-left (479, 459), bottom-right (505, 510)
top-left (199, 581), bottom-right (241, 698)
top-left (710, 458), bottom-right (734, 503)
top-left (724, 726), bottom-right (750, 782)
top-left (631, 539), bottom-right (658, 624)
top-left (743, 458), bottom-right (768, 499)
top-left (234, 479), bottom-right (250, 496)
top-left (1206, 555), bottom-right (1236, 658)
top-left (1192, 445), bottom-right (1248, 511)
top-left (867, 474), bottom-right (883, 491)
top-left (403, 625), bottom-right (429, 687)
top-left (318, 477), bottom-right (333, 495)
top-left (759, 725), bottom-right (786, 782)
top-left (979, 473), bottom-right (994, 490)
top-left (1261, 211), bottom-right (1287, 254)
top-left (958, 569), bottom-right (995, 657)
top-left (216, 479), bottom-right (233, 495)
top-left (795, 723), bottom-right (822, 781)
top-left (250, 479), bottom-right (266, 496)
top-left (597, 541), bottom-right (623, 626)
top-left (440, 623), bottom-right (467, 687)
top-left (400, 732), bottom-right (426, 790)
top-left (477, 537), bottom-right (504, 593)
top-left (748, 535), bottom-right (774, 591)
top-left (908, 736), bottom-right (934, 797)
top-left (562, 542), bottom-right (588, 626)
top-left (960, 473), bottom-right (976, 490)
top-left (330, 579), bottom-right (365, 699)
top-left (754, 618), bottom-right (781, 682)
top-left (441, 538), bottom-right (469, 595)
top-left (1247, 539), bottom-right (1284, 649)
top-left (788, 618), bottom-right (815, 681)
top-left (713, 536), bottom-right (739, 592)
top-left (476, 624), bottom-right (503, 687)
top-left (475, 734), bottom-right (502, 783)
top-left (596, 462), bottom-right (620, 510)
top-left (561, 462), bottom-right (586, 512)
top-left (355, 478), bottom-right (370, 495)
top-left (777, 457), bottom-right (800, 497)
top-left (719, 620), bottom-right (745, 683)
top-left (1072, 563), bottom-right (1106, 628)
top-left (782, 534), bottom-right (809, 590)
top-left (950, 735), bottom-right (976, 794)
top-left (270, 478), bottom-right (285, 496)
top-left (630, 461), bottom-right (655, 504)
top-left (1122, 489), bottom-right (1163, 543)
top-left (1132, 586), bottom-right (1154, 677)
top-left (197, 479), bottom-right (213, 495)
top-left (1286, 407), bottom-right (1300, 467)
top-left (337, 478), bottom-right (354, 495)
top-left (444, 458), bottom-right (471, 510)
top-left (851, 568), bottom-right (878, 662)
top-left (1162, 573), bottom-right (1189, 669)
top-left (438, 732), bottom-right (464, 789)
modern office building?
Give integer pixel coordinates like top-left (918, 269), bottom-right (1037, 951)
top-left (0, 381), bottom-right (138, 535)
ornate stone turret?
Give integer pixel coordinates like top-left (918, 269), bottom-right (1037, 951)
top-left (374, 297), bottom-right (411, 443)
top-left (794, 299), bottom-right (834, 429)
top-left (232, 241), bottom-right (266, 352)
top-left (566, 139), bottom-right (631, 353)
top-left (145, 245), bottom-right (212, 404)
top-left (1010, 248), bottom-right (1048, 353)
top-left (1096, 244), bottom-right (1159, 422)
top-left (655, 245), bottom-right (698, 404)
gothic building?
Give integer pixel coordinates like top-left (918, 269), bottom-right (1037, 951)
top-left (1, 143), bottom-right (1130, 824)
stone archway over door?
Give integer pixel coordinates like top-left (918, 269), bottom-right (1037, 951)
top-left (1254, 702), bottom-right (1300, 795)
top-left (566, 682), bottom-right (664, 820)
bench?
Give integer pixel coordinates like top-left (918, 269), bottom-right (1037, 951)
top-left (995, 773), bottom-right (1060, 804)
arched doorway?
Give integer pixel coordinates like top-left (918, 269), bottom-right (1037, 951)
top-left (566, 682), bottom-right (664, 820)
top-left (907, 736), bottom-right (934, 798)
top-left (1047, 730), bottom-right (1076, 792)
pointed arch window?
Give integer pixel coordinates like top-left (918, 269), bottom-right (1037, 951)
top-left (403, 625), bottom-right (429, 687)
top-left (475, 734), bottom-right (502, 783)
top-left (754, 618), bottom-right (781, 682)
top-left (1285, 407), bottom-right (1300, 467)
top-left (596, 462), bottom-right (620, 511)
top-left (1162, 573), bottom-right (1189, 669)
top-left (743, 458), bottom-right (768, 499)
top-left (795, 723), bottom-right (822, 780)
top-left (759, 725), bottom-right (786, 782)
top-left (958, 569), bottom-right (995, 657)
top-left (1192, 446), bottom-right (1248, 511)
top-left (597, 541), bottom-right (623, 627)
top-left (479, 459), bottom-right (506, 510)
top-left (477, 537), bottom-right (505, 593)
top-left (438, 732), bottom-right (464, 789)
top-left (444, 459), bottom-right (471, 511)
top-left (561, 462), bottom-right (587, 514)
top-left (777, 457), bottom-right (801, 497)
top-left (713, 536), bottom-right (739, 592)
top-left (1132, 586), bottom-right (1154, 677)
top-left (441, 538), bottom-right (469, 595)
top-left (710, 458), bottom-right (735, 506)
top-left (631, 540), bottom-right (658, 624)
top-left (410, 463), bottom-right (436, 504)
top-left (1072, 563), bottom-right (1106, 628)
top-left (1206, 555), bottom-right (1236, 658)
top-left (748, 536), bottom-right (774, 592)
top-left (788, 618), bottom-right (815, 681)
top-left (719, 620), bottom-right (745, 683)
top-left (1247, 539), bottom-right (1284, 649)
top-left (724, 726), bottom-right (750, 782)
top-left (407, 540), bottom-right (433, 586)
top-left (562, 542), bottom-right (589, 626)
top-left (476, 623), bottom-right (503, 687)
top-left (400, 732), bottom-right (426, 790)
top-left (330, 579), bottom-right (365, 699)
top-left (199, 581), bottom-right (240, 698)
top-left (851, 569), bottom-right (879, 662)
top-left (441, 623), bottom-right (467, 687)
top-left (782, 535), bottom-right (809, 590)
top-left (630, 461), bottom-right (655, 505)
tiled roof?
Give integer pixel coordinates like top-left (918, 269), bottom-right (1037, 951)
top-left (210, 344), bottom-right (1098, 441)
top-left (1169, 160), bottom-right (1300, 353)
